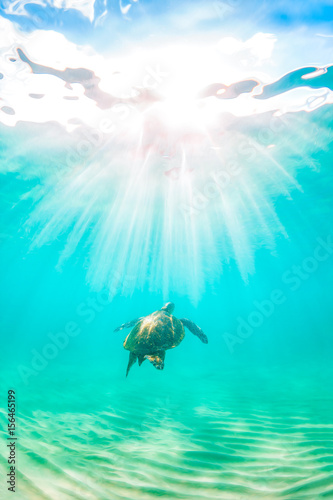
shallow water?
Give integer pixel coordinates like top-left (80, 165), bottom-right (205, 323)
top-left (1, 365), bottom-right (333, 499)
top-left (1, 1), bottom-right (333, 499)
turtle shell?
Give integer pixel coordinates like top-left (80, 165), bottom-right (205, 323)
top-left (123, 310), bottom-right (185, 354)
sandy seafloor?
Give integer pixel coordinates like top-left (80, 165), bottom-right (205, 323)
top-left (1, 363), bottom-right (333, 499)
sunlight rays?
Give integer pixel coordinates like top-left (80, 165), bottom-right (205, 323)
top-left (1, 20), bottom-right (331, 300)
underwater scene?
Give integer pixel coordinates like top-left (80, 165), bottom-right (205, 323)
top-left (0, 1), bottom-right (333, 498)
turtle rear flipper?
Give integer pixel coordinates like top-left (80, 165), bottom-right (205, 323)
top-left (144, 352), bottom-right (165, 370)
top-left (138, 355), bottom-right (145, 366)
top-left (126, 352), bottom-right (138, 377)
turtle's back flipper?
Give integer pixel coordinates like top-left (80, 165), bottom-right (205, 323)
top-left (144, 352), bottom-right (165, 370)
top-left (138, 354), bottom-right (145, 366)
top-left (180, 318), bottom-right (208, 344)
top-left (114, 318), bottom-right (142, 332)
top-left (126, 352), bottom-right (138, 377)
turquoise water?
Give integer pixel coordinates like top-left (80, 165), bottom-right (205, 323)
top-left (1, 2), bottom-right (333, 499)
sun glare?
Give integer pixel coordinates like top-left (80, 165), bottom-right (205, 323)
top-left (1, 19), bottom-right (331, 300)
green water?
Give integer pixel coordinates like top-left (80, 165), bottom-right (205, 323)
top-left (1, 11), bottom-right (333, 499)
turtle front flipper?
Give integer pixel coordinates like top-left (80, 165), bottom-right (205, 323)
top-left (144, 351), bottom-right (165, 370)
top-left (180, 318), bottom-right (208, 344)
top-left (114, 318), bottom-right (142, 332)
top-left (126, 352), bottom-right (138, 377)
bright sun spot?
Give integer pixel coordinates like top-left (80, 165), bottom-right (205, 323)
top-left (1, 18), bottom-right (330, 301)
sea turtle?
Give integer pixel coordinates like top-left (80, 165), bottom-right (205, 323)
top-left (114, 302), bottom-right (208, 377)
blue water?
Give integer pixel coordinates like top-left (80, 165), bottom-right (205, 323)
top-left (1, 1), bottom-right (333, 499)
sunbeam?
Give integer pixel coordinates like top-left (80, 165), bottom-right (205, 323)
top-left (1, 16), bottom-right (332, 300)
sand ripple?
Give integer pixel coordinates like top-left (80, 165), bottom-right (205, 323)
top-left (1, 367), bottom-right (333, 499)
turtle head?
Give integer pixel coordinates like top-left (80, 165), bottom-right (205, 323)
top-left (161, 302), bottom-right (175, 314)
